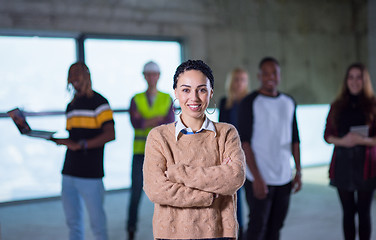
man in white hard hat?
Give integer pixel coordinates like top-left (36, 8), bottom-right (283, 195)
top-left (126, 61), bottom-right (174, 240)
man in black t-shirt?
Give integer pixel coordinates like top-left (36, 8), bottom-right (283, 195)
top-left (53, 62), bottom-right (115, 240)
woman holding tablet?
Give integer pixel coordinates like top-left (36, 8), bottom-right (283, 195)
top-left (324, 63), bottom-right (376, 240)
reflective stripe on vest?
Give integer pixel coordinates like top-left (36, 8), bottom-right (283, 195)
top-left (133, 91), bottom-right (171, 154)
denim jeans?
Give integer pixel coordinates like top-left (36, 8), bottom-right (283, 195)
top-left (244, 180), bottom-right (292, 240)
top-left (62, 175), bottom-right (108, 240)
top-left (127, 154), bottom-right (144, 233)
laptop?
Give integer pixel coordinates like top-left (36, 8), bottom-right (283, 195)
top-left (7, 108), bottom-right (56, 140)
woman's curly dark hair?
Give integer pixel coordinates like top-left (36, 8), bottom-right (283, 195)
top-left (173, 60), bottom-right (214, 89)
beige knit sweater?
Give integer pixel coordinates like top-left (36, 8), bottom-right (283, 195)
top-left (143, 122), bottom-right (246, 239)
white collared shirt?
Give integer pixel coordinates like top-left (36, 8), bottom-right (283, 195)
top-left (175, 115), bottom-right (216, 140)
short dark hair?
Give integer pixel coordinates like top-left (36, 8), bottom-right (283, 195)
top-left (259, 57), bottom-right (280, 69)
top-left (173, 60), bottom-right (214, 89)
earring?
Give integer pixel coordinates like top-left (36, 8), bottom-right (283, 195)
top-left (172, 98), bottom-right (181, 115)
top-left (206, 99), bottom-right (217, 115)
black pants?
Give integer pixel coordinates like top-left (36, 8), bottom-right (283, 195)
top-left (127, 154), bottom-right (144, 233)
top-left (337, 189), bottom-right (375, 240)
top-left (244, 180), bottom-right (292, 240)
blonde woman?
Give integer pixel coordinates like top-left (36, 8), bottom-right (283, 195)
top-left (219, 68), bottom-right (250, 128)
top-left (219, 67), bottom-right (249, 239)
top-left (143, 60), bottom-right (246, 240)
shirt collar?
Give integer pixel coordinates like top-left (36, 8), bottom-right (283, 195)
top-left (175, 115), bottom-right (216, 140)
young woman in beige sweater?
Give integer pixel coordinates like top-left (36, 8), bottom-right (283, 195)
top-left (143, 60), bottom-right (246, 240)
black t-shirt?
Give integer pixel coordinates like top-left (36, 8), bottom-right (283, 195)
top-left (62, 91), bottom-right (114, 178)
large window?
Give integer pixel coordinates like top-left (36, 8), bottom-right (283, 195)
top-left (0, 34), bottom-right (333, 203)
top-left (0, 36), bottom-right (75, 111)
top-left (0, 34), bottom-right (182, 202)
top-left (0, 36), bottom-right (76, 202)
top-left (296, 104), bottom-right (333, 167)
top-left (85, 39), bottom-right (180, 108)
top-left (84, 38), bottom-right (181, 191)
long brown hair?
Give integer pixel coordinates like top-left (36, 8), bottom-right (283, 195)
top-left (331, 63), bottom-right (376, 126)
top-left (225, 68), bottom-right (250, 108)
top-left (67, 62), bottom-right (93, 100)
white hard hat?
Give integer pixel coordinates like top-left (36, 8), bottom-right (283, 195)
top-left (143, 61), bottom-right (160, 73)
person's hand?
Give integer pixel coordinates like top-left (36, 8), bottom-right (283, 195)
top-left (66, 140), bottom-right (82, 151)
top-left (253, 177), bottom-right (268, 200)
top-left (341, 132), bottom-right (362, 147)
top-left (292, 171), bottom-right (302, 193)
top-left (53, 138), bottom-right (68, 145)
top-left (350, 132), bottom-right (366, 145)
top-left (53, 138), bottom-right (82, 151)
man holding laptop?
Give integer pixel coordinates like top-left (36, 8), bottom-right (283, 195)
top-left (8, 62), bottom-right (115, 240)
top-left (52, 62), bottom-right (115, 240)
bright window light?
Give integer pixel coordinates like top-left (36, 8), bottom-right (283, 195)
top-left (0, 36), bottom-right (76, 112)
top-left (0, 36), bottom-right (76, 202)
top-left (85, 38), bottom-right (182, 190)
top-left (85, 39), bottom-right (181, 109)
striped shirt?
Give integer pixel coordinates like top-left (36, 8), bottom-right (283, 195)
top-left (62, 91), bottom-right (114, 178)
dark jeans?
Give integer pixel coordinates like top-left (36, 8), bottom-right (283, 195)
top-left (244, 180), bottom-right (292, 240)
top-left (337, 189), bottom-right (374, 240)
top-left (127, 154), bottom-right (144, 233)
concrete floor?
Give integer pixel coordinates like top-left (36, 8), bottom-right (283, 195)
top-left (0, 166), bottom-right (375, 240)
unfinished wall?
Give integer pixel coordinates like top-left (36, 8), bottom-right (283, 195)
top-left (0, 0), bottom-right (369, 104)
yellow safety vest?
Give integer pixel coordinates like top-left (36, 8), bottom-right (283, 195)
top-left (133, 91), bottom-right (171, 154)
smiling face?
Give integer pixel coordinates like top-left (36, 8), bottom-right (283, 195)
top-left (258, 61), bottom-right (280, 96)
top-left (346, 67), bottom-right (363, 96)
top-left (174, 70), bottom-right (213, 123)
top-left (68, 63), bottom-right (91, 97)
